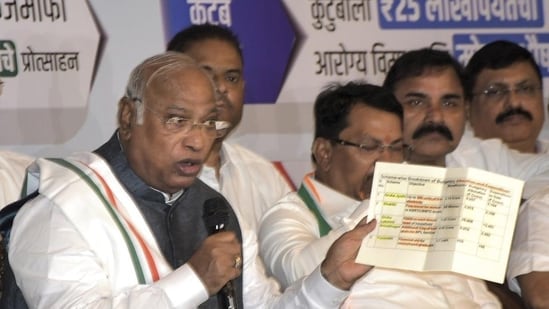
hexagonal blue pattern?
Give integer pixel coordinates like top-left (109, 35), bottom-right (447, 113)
top-left (162, 0), bottom-right (296, 104)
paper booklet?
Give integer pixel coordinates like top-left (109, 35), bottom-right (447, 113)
top-left (356, 162), bottom-right (524, 283)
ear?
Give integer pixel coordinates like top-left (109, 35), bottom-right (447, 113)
top-left (118, 97), bottom-right (134, 140)
top-left (312, 137), bottom-right (333, 172)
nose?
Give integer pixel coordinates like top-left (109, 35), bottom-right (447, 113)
top-left (377, 146), bottom-right (403, 163)
top-left (504, 89), bottom-right (522, 108)
top-left (213, 74), bottom-right (228, 97)
top-left (425, 103), bottom-right (444, 123)
top-left (182, 125), bottom-right (214, 153)
top-left (378, 147), bottom-right (393, 162)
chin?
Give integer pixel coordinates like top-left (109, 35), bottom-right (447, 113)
top-left (166, 177), bottom-right (196, 192)
top-left (418, 145), bottom-right (451, 156)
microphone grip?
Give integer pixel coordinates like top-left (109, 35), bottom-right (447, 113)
top-left (220, 281), bottom-right (237, 309)
top-left (203, 198), bottom-right (239, 309)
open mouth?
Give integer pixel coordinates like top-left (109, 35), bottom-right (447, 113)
top-left (176, 159), bottom-right (203, 176)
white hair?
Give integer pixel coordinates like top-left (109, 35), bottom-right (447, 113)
top-left (124, 51), bottom-right (214, 124)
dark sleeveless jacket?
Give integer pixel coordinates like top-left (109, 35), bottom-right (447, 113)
top-left (95, 132), bottom-right (244, 308)
top-left (0, 132), bottom-right (244, 309)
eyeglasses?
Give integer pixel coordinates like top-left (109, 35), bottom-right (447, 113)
top-left (136, 99), bottom-right (230, 138)
top-left (332, 138), bottom-right (408, 155)
top-left (473, 84), bottom-right (541, 103)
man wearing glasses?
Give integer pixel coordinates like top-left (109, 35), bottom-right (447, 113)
top-left (463, 42), bottom-right (549, 309)
top-left (466, 40), bottom-right (546, 154)
top-left (257, 82), bottom-right (497, 307)
top-left (7, 52), bottom-right (377, 308)
top-left (167, 24), bottom-right (294, 233)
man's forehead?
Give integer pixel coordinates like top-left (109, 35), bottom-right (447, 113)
top-left (188, 39), bottom-right (242, 62)
top-left (397, 71), bottom-right (464, 94)
top-left (147, 69), bottom-right (214, 100)
top-left (476, 64), bottom-right (540, 83)
top-left (201, 63), bottom-right (242, 75)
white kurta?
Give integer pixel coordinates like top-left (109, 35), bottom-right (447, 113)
top-left (259, 174), bottom-right (501, 308)
top-left (199, 141), bottom-right (293, 232)
top-left (506, 185), bottom-right (549, 295)
top-left (447, 129), bottom-right (549, 199)
top-left (10, 153), bottom-right (349, 308)
top-left (0, 151), bottom-right (33, 207)
top-left (536, 139), bottom-right (549, 154)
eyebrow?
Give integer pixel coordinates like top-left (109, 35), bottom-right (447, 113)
top-left (403, 92), bottom-right (428, 99)
top-left (226, 68), bottom-right (241, 74)
top-left (358, 135), bottom-right (403, 144)
top-left (201, 64), bottom-right (241, 74)
top-left (485, 82), bottom-right (508, 88)
top-left (441, 93), bottom-right (462, 100)
top-left (165, 105), bottom-right (187, 113)
top-left (515, 79), bottom-right (538, 87)
top-left (404, 91), bottom-right (462, 101)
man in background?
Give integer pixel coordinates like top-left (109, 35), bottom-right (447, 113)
top-left (383, 48), bottom-right (549, 199)
top-left (8, 51), bottom-right (376, 308)
top-left (0, 78), bottom-right (33, 207)
top-left (465, 40), bottom-right (546, 153)
top-left (508, 186), bottom-right (549, 309)
top-left (383, 47), bottom-right (539, 307)
top-left (167, 24), bottom-right (293, 232)
top-left (258, 82), bottom-right (503, 307)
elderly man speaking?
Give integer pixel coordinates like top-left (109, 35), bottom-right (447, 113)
top-left (6, 52), bottom-right (376, 308)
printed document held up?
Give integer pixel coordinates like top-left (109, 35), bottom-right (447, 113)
top-left (357, 162), bottom-right (524, 283)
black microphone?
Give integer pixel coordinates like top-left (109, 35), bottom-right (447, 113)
top-left (203, 198), bottom-right (239, 309)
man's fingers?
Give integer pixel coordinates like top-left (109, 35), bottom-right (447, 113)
top-left (208, 231), bottom-right (240, 243)
top-left (188, 232), bottom-right (243, 295)
top-left (353, 218), bottom-right (377, 237)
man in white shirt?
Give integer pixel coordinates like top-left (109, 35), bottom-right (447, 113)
top-left (0, 79), bottom-right (34, 208)
top-left (167, 24), bottom-right (293, 232)
top-left (472, 42), bottom-right (549, 307)
top-left (465, 40), bottom-right (546, 154)
top-left (259, 81), bottom-right (501, 307)
top-left (382, 48), bottom-right (549, 199)
top-left (507, 187), bottom-right (549, 309)
top-left (7, 52), bottom-right (377, 308)
top-left (0, 151), bottom-right (33, 207)
top-left (383, 48), bottom-right (534, 306)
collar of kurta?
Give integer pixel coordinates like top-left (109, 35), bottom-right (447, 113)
top-left (297, 173), bottom-right (361, 236)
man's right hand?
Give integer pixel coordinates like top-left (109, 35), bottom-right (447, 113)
top-left (188, 231), bottom-right (242, 295)
top-left (320, 217), bottom-right (376, 291)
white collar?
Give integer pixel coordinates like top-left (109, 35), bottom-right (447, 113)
top-left (303, 174), bottom-right (365, 228)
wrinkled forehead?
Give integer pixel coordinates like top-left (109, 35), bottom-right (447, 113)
top-left (145, 67), bottom-right (217, 114)
top-left (146, 65), bottom-right (214, 95)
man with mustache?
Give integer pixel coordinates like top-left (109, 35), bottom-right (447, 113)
top-left (383, 48), bottom-right (467, 167)
top-left (466, 40), bottom-right (546, 154)
top-left (383, 48), bottom-right (549, 199)
top-left (6, 52), bottom-right (377, 308)
top-left (382, 48), bottom-right (549, 307)
top-left (259, 81), bottom-right (503, 307)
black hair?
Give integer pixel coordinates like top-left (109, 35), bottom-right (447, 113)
top-left (465, 40), bottom-right (541, 98)
top-left (314, 81), bottom-right (403, 141)
top-left (383, 48), bottom-right (467, 99)
top-left (166, 24), bottom-right (243, 63)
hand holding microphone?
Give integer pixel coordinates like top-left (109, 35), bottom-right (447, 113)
top-left (188, 198), bottom-right (241, 308)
